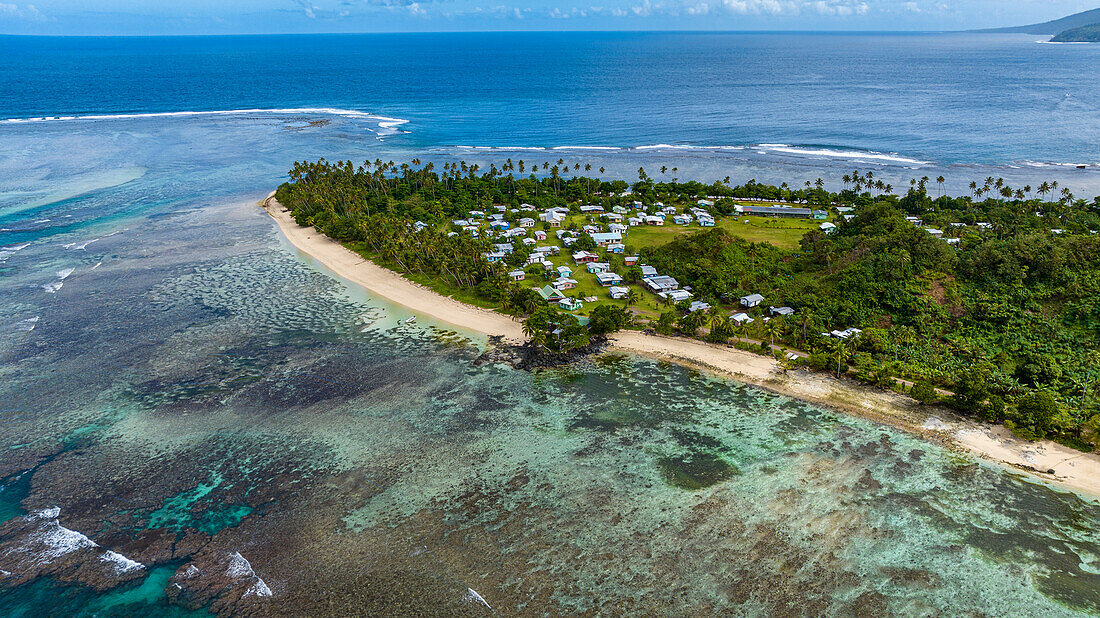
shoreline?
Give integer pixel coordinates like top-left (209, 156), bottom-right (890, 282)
top-left (261, 194), bottom-right (1100, 500)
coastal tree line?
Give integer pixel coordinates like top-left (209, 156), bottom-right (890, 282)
top-left (275, 158), bottom-right (1100, 449)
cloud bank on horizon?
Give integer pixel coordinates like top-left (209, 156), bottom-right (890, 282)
top-left (0, 0), bottom-right (1096, 34)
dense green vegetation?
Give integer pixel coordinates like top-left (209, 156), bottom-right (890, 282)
top-left (1052, 23), bottom-right (1100, 42)
top-left (276, 158), bottom-right (1100, 448)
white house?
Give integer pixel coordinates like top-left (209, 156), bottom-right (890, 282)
top-left (667, 289), bottom-right (693, 302)
top-left (740, 293), bottom-right (764, 308)
top-left (608, 286), bottom-right (630, 299)
top-left (730, 312), bottom-right (754, 324)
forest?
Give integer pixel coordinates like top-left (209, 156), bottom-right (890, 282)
top-left (274, 158), bottom-right (1100, 448)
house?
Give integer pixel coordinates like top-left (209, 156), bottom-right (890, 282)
top-left (608, 223), bottom-right (627, 234)
top-left (494, 204), bottom-right (507, 212)
top-left (534, 230), bottom-right (547, 240)
top-left (582, 225), bottom-right (600, 235)
top-left (673, 214), bottom-right (692, 225)
top-left (522, 237), bottom-right (537, 246)
top-left (740, 205), bottom-right (826, 219)
top-left (484, 251), bottom-right (506, 263)
top-left (740, 293), bottom-right (764, 308)
top-left (640, 265), bottom-right (658, 278)
top-left (559, 297), bottom-right (583, 311)
top-left (819, 222), bottom-right (837, 234)
top-left (587, 262), bottom-right (611, 274)
top-left (627, 217), bottom-right (644, 227)
top-left (608, 286), bottom-right (630, 300)
top-left (697, 216), bottom-right (715, 227)
top-left (538, 285), bottom-right (565, 302)
top-left (534, 245), bottom-right (558, 255)
top-left (553, 278), bottom-right (578, 290)
top-left (730, 312), bottom-right (754, 324)
top-left (468, 210), bottom-right (485, 219)
top-left (644, 276), bottom-right (679, 293)
top-left (580, 204), bottom-right (604, 214)
top-left (508, 269), bottom-right (526, 281)
top-left (542, 261), bottom-right (555, 271)
top-left (770, 306), bottom-right (795, 316)
top-left (667, 289), bottom-right (693, 302)
top-left (519, 217), bottom-right (536, 228)
top-left (624, 255), bottom-right (640, 266)
top-left (557, 265), bottom-right (573, 278)
top-left (414, 221), bottom-right (429, 231)
top-left (596, 272), bottom-right (624, 286)
top-left (923, 228), bottom-right (943, 237)
top-left (661, 206), bottom-right (677, 215)
top-left (830, 327), bottom-right (862, 339)
top-left (548, 217), bottom-right (563, 228)
top-left (687, 301), bottom-right (709, 313)
top-left (645, 215), bottom-right (665, 226)
top-left (453, 219), bottom-right (470, 227)
top-left (572, 251), bottom-right (600, 263)
top-left (489, 220), bottom-right (510, 230)
top-left (604, 213), bottom-right (623, 223)
top-left (612, 205), bottom-right (629, 215)
top-left (606, 243), bottom-right (625, 254)
top-left (591, 232), bottom-right (622, 247)
top-left (493, 243), bottom-right (514, 254)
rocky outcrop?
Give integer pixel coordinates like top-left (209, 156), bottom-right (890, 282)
top-left (0, 507), bottom-right (145, 591)
top-left (167, 549), bottom-right (274, 616)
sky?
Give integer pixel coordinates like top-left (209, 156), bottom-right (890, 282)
top-left (0, 0), bottom-right (1096, 35)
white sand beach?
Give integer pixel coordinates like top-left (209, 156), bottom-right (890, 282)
top-left (263, 194), bottom-right (1100, 500)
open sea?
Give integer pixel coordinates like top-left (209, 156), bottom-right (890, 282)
top-left (1, 32), bottom-right (1100, 615)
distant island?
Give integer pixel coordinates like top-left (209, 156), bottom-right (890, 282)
top-left (1051, 23), bottom-right (1100, 42)
top-left (973, 7), bottom-right (1100, 35)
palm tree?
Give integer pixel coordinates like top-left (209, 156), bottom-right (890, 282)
top-left (763, 319), bottom-right (783, 349)
top-left (624, 288), bottom-right (640, 308)
top-left (833, 338), bottom-right (850, 379)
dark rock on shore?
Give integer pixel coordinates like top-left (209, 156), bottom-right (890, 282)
top-left (0, 507), bottom-right (145, 592)
top-left (473, 335), bottom-right (611, 371)
top-left (167, 549), bottom-right (274, 616)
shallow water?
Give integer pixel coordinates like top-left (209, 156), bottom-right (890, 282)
top-left (1, 36), bottom-right (1099, 614)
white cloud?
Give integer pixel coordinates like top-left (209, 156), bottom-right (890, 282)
top-left (0, 2), bottom-right (43, 20)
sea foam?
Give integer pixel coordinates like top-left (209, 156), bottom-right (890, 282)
top-left (1, 108), bottom-right (409, 138)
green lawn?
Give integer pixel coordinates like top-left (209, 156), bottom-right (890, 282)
top-left (402, 204), bottom-right (827, 321)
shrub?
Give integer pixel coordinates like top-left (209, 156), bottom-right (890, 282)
top-left (910, 380), bottom-right (937, 404)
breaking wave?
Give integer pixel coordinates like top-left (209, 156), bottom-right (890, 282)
top-left (446, 143), bottom-right (931, 165)
top-left (2, 108), bottom-right (410, 138)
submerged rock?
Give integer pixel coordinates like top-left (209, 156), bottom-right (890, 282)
top-left (0, 507), bottom-right (145, 591)
top-left (167, 549), bottom-right (274, 616)
top-left (473, 335), bottom-right (612, 371)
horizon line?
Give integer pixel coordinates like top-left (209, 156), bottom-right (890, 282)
top-left (0, 28), bottom-right (1005, 38)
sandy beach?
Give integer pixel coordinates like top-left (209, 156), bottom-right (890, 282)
top-left (263, 195), bottom-right (1100, 500)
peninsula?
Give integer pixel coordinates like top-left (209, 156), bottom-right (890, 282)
top-left (267, 159), bottom-right (1100, 495)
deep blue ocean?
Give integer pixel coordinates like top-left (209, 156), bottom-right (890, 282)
top-left (2, 32), bottom-right (1100, 616)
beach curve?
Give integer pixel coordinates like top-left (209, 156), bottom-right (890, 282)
top-left (261, 194), bottom-right (1100, 500)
